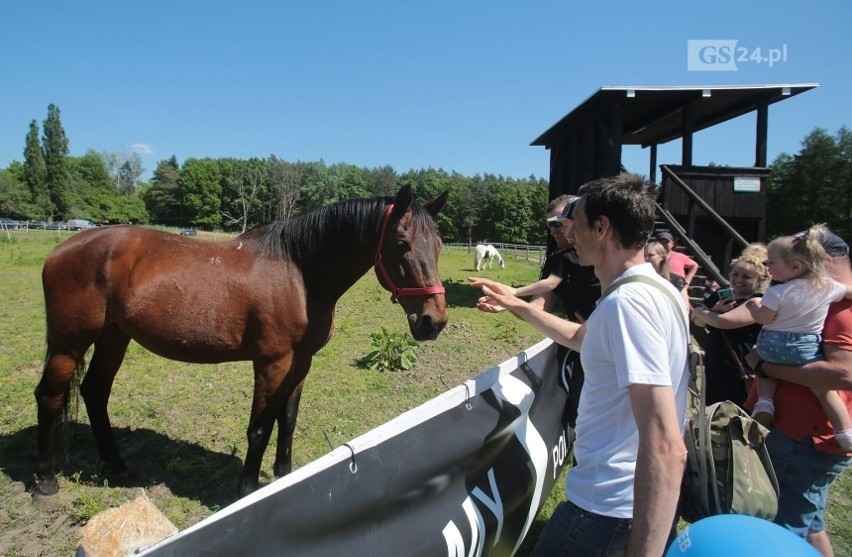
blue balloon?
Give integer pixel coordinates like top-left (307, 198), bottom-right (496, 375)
top-left (666, 515), bottom-right (820, 556)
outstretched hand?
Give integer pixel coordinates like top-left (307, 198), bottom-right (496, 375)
top-left (467, 277), bottom-right (523, 314)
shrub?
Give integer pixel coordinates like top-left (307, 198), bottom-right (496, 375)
top-left (362, 327), bottom-right (420, 372)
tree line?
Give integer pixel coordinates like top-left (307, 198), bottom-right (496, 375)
top-left (764, 126), bottom-right (852, 242)
top-left (1, 104), bottom-right (849, 245)
top-left (140, 155), bottom-right (550, 244)
top-left (0, 105), bottom-right (550, 245)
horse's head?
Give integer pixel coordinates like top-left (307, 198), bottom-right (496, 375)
top-left (375, 186), bottom-right (448, 341)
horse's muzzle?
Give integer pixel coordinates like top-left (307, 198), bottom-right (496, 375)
top-left (411, 314), bottom-right (446, 341)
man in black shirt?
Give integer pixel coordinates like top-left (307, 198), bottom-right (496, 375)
top-left (541, 196), bottom-right (601, 428)
top-left (469, 195), bottom-right (600, 427)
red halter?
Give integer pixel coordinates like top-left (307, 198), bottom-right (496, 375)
top-left (375, 204), bottom-right (446, 303)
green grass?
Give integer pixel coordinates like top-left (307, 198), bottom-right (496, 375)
top-left (0, 231), bottom-right (557, 555)
top-left (1, 231), bottom-right (849, 555)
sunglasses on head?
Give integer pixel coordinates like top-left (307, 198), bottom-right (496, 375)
top-left (547, 221), bottom-right (563, 229)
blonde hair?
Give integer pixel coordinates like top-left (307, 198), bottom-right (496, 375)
top-left (729, 252), bottom-right (772, 292)
top-left (740, 242), bottom-right (768, 262)
top-left (645, 241), bottom-right (671, 279)
top-left (768, 223), bottom-right (831, 288)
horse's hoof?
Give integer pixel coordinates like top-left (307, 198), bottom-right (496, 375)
top-left (103, 459), bottom-right (127, 476)
top-left (104, 466), bottom-right (129, 486)
top-left (34, 476), bottom-right (60, 496)
top-left (32, 490), bottom-right (60, 511)
top-left (237, 481), bottom-right (259, 499)
top-left (273, 462), bottom-right (291, 478)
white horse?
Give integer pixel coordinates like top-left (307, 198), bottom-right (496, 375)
top-left (474, 244), bottom-right (505, 271)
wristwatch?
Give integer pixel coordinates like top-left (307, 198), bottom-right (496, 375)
top-left (752, 358), bottom-right (767, 378)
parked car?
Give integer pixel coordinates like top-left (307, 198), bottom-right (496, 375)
top-left (180, 228), bottom-right (197, 236)
top-left (0, 217), bottom-right (20, 230)
top-left (67, 219), bottom-right (97, 231)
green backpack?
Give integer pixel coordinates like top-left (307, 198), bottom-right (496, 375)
top-left (680, 342), bottom-right (780, 522)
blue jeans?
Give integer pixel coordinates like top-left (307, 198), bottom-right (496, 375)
top-left (531, 500), bottom-right (631, 557)
top-left (756, 329), bottom-right (822, 365)
top-left (767, 430), bottom-right (851, 537)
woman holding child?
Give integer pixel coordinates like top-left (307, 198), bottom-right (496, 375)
top-left (691, 245), bottom-right (770, 407)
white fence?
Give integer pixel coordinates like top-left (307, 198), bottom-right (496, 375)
top-left (444, 242), bottom-right (548, 266)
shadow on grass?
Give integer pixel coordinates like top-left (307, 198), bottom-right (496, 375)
top-left (1, 422), bottom-right (243, 510)
top-left (443, 278), bottom-right (488, 308)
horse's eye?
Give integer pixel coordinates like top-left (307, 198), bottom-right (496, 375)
top-left (395, 242), bottom-right (411, 254)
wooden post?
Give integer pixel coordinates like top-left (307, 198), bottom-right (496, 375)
top-left (755, 103), bottom-right (768, 167)
top-left (682, 102), bottom-right (693, 167)
top-left (611, 104), bottom-right (623, 175)
top-left (650, 144), bottom-right (658, 183)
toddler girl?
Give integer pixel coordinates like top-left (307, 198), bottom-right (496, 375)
top-left (747, 224), bottom-right (852, 451)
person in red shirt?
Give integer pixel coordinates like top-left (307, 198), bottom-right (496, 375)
top-left (657, 231), bottom-right (699, 287)
top-left (745, 229), bottom-right (852, 557)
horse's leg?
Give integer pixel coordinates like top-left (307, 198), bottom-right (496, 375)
top-left (34, 344), bottom-right (88, 495)
top-left (239, 355), bottom-right (295, 496)
top-left (79, 326), bottom-right (131, 476)
top-left (273, 377), bottom-right (306, 477)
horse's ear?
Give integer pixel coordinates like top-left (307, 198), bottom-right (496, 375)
top-left (391, 186), bottom-right (414, 219)
top-left (423, 191), bottom-right (448, 216)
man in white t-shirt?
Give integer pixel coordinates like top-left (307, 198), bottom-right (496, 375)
top-left (470, 174), bottom-right (689, 556)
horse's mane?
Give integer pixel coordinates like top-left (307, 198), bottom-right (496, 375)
top-left (251, 196), bottom-right (436, 262)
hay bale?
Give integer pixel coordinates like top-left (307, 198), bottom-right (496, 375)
top-left (77, 492), bottom-right (176, 556)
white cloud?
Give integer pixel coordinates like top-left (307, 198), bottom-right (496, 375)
top-left (130, 143), bottom-right (154, 155)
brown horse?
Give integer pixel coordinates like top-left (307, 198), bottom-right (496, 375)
top-left (34, 186), bottom-right (447, 499)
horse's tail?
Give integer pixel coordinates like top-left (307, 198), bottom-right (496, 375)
top-left (40, 338), bottom-right (85, 458)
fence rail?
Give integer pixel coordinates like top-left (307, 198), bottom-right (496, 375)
top-left (444, 243), bottom-right (547, 266)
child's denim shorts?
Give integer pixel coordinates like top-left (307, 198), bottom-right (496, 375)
top-left (756, 329), bottom-right (822, 365)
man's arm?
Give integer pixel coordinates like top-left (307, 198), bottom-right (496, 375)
top-left (514, 274), bottom-right (562, 298)
top-left (467, 274), bottom-right (563, 313)
top-left (529, 289), bottom-right (555, 312)
top-left (469, 277), bottom-right (584, 351)
top-left (626, 384), bottom-right (687, 557)
top-left (683, 257), bottom-right (699, 285)
top-left (747, 345), bottom-right (852, 391)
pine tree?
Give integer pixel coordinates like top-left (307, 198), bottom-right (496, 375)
top-left (23, 119), bottom-right (51, 217)
top-left (767, 127), bottom-right (852, 240)
top-left (42, 104), bottom-right (71, 218)
top-left (143, 156), bottom-right (182, 224)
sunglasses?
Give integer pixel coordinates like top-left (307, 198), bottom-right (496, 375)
top-left (547, 221), bottom-right (563, 229)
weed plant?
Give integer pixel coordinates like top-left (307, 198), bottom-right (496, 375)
top-left (361, 327), bottom-right (420, 372)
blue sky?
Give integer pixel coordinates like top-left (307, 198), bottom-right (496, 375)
top-left (1, 1), bottom-right (849, 181)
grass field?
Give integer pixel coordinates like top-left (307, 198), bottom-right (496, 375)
top-left (0, 229), bottom-right (559, 555)
top-left (0, 229), bottom-right (849, 555)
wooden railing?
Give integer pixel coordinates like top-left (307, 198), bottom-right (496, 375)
top-left (658, 165), bottom-right (751, 287)
top-left (443, 243), bottom-right (547, 266)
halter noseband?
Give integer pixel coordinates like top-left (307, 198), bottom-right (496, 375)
top-left (375, 204), bottom-right (446, 303)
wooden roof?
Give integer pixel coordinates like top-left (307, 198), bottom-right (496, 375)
top-left (531, 84), bottom-right (818, 148)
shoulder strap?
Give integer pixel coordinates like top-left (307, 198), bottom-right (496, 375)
top-left (604, 273), bottom-right (703, 412)
top-left (718, 330), bottom-right (750, 381)
top-left (601, 274), bottom-right (689, 337)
